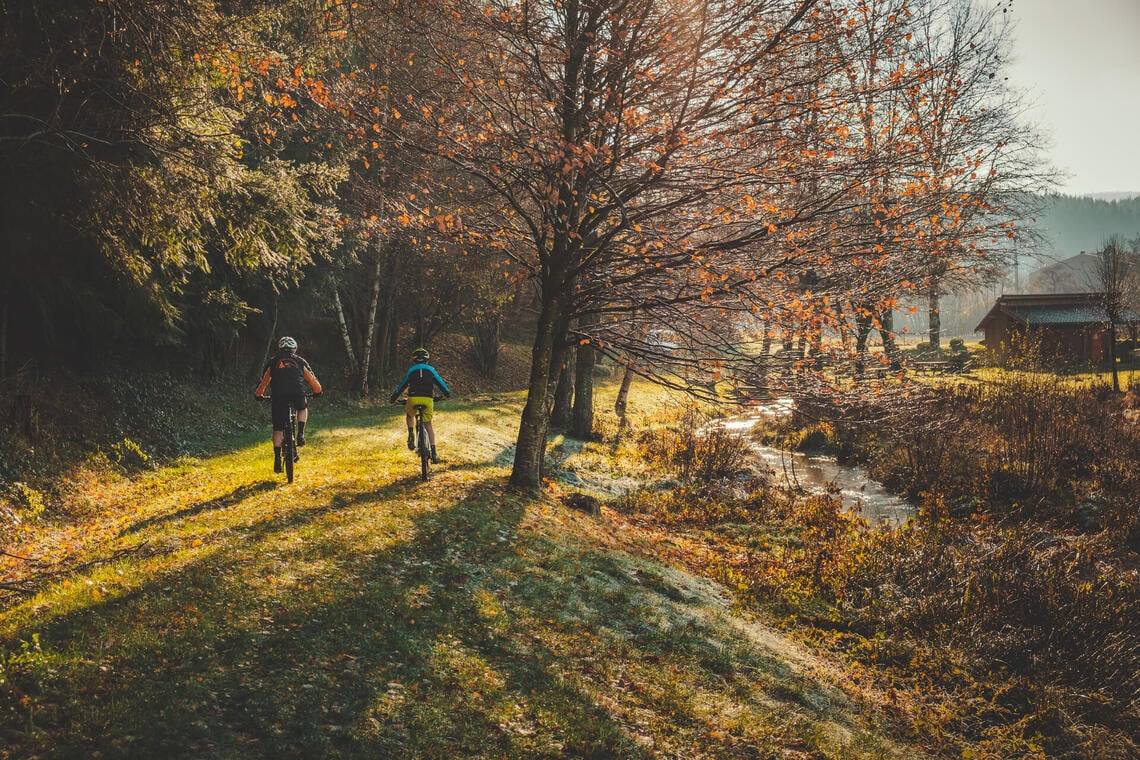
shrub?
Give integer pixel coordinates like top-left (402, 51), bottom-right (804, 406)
top-left (1, 482), bottom-right (47, 543)
top-left (833, 522), bottom-right (1140, 753)
top-left (110, 437), bottom-right (150, 471)
top-left (846, 375), bottom-right (1138, 530)
top-left (620, 384), bottom-right (1140, 754)
top-left (639, 405), bottom-right (751, 483)
top-left (909, 341), bottom-right (942, 360)
top-left (9, 482), bottom-right (46, 519)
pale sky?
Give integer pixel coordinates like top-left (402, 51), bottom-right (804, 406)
top-left (1004, 0), bottom-right (1140, 197)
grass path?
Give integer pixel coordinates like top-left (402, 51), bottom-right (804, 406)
top-left (1, 393), bottom-right (923, 758)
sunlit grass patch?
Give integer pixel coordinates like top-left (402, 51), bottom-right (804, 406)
top-left (0, 384), bottom-right (931, 758)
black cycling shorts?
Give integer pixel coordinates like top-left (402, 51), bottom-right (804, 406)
top-left (270, 395), bottom-right (308, 431)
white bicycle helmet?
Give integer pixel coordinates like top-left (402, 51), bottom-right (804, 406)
top-left (279, 336), bottom-right (298, 351)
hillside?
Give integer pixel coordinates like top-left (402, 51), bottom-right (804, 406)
top-left (1028, 193), bottom-right (1140, 261)
top-left (0, 389), bottom-right (924, 759)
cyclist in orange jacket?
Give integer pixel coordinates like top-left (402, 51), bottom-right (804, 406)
top-left (255, 336), bottom-right (323, 473)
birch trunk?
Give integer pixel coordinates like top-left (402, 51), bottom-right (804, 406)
top-left (332, 284), bottom-right (358, 373)
top-left (358, 248), bottom-right (384, 397)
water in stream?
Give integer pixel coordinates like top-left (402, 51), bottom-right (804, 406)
top-left (750, 445), bottom-right (914, 526)
top-left (717, 402), bottom-right (915, 527)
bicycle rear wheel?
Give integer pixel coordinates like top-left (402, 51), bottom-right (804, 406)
top-left (417, 419), bottom-right (430, 481)
top-left (284, 412), bottom-right (296, 483)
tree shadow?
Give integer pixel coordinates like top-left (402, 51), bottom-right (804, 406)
top-left (117, 481), bottom-right (278, 537)
top-left (4, 476), bottom-right (860, 759)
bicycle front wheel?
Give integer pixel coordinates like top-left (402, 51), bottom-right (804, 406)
top-left (284, 417), bottom-right (296, 484)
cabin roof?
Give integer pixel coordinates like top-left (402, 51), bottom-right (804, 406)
top-left (975, 292), bottom-right (1140, 332)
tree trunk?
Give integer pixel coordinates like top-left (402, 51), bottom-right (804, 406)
top-left (414, 311), bottom-right (426, 350)
top-left (381, 306), bottom-right (399, 381)
top-left (332, 283), bottom-right (358, 374)
top-left (879, 309), bottom-right (900, 368)
top-left (570, 319), bottom-right (597, 439)
top-left (472, 313), bottom-right (502, 377)
top-left (510, 287), bottom-right (569, 489)
top-left (257, 299), bottom-right (279, 377)
top-left (375, 252), bottom-right (400, 385)
top-left (614, 361), bottom-right (634, 418)
top-left (854, 308), bottom-right (873, 377)
top-left (928, 287), bottom-right (942, 351)
top-left (1109, 320), bottom-right (1120, 392)
top-left (756, 322), bottom-right (773, 397)
top-left (551, 350), bottom-right (574, 427)
top-left (358, 248), bottom-right (385, 397)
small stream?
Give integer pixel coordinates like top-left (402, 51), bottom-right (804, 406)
top-left (716, 402), bottom-right (915, 527)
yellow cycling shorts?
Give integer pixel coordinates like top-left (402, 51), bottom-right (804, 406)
top-left (406, 396), bottom-right (435, 421)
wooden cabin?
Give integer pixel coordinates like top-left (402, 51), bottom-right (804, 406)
top-left (974, 292), bottom-right (1136, 364)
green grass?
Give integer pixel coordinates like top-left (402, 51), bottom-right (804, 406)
top-left (0, 390), bottom-right (923, 759)
top-left (901, 361), bottom-right (1140, 392)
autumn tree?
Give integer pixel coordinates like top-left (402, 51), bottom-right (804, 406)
top-left (329, 0), bottom-right (1055, 488)
top-left (399, 0), bottom-right (860, 487)
top-left (774, 0), bottom-right (1051, 370)
top-left (899, 0), bottom-right (1051, 351)
top-left (1090, 235), bottom-right (1139, 393)
top-left (0, 0), bottom-right (348, 371)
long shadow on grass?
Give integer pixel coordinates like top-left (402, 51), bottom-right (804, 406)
top-left (117, 481), bottom-right (278, 537)
top-left (2, 475), bottom-right (847, 759)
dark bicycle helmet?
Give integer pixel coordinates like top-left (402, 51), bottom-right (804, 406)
top-left (411, 347), bottom-right (430, 362)
top-left (279, 336), bottom-right (298, 351)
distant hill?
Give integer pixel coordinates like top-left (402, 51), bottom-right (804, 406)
top-left (1026, 194), bottom-right (1140, 264)
top-left (1024, 252), bottom-right (1100, 294)
top-left (1085, 192), bottom-right (1140, 202)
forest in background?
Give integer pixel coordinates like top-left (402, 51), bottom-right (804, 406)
top-left (3, 0), bottom-right (1136, 488)
top-left (1, 0), bottom-right (1056, 397)
top-left (1032, 194), bottom-right (1140, 260)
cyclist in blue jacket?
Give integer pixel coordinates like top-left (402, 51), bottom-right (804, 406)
top-left (389, 348), bottom-right (451, 463)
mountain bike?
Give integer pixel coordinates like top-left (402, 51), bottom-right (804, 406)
top-left (261, 395), bottom-right (306, 484)
top-left (281, 402), bottom-right (300, 484)
top-left (394, 396), bottom-right (442, 481)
